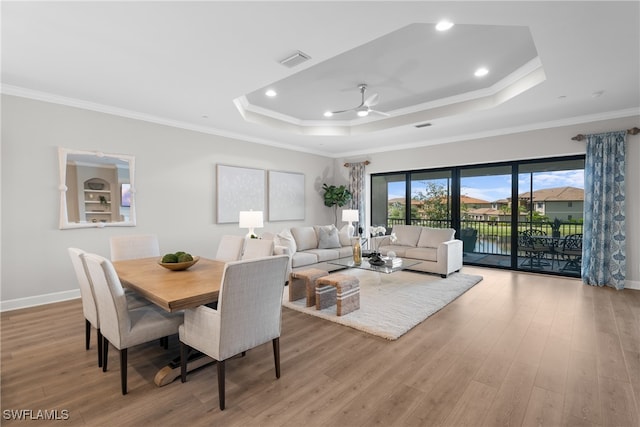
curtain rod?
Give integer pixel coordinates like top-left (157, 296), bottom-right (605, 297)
top-left (344, 160), bottom-right (370, 167)
top-left (571, 127), bottom-right (640, 141)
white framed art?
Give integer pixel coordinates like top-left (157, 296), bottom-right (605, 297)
top-left (268, 170), bottom-right (305, 221)
top-left (216, 164), bottom-right (265, 223)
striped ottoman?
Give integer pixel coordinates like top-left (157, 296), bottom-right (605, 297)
top-left (289, 268), bottom-right (328, 307)
top-left (315, 273), bottom-right (360, 316)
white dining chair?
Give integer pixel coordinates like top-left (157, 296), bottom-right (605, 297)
top-left (214, 235), bottom-right (245, 262)
top-left (83, 253), bottom-right (184, 395)
top-left (68, 247), bottom-right (151, 368)
top-left (179, 255), bottom-right (289, 410)
top-left (68, 247), bottom-right (104, 368)
top-left (109, 234), bottom-right (160, 261)
top-left (241, 239), bottom-right (274, 260)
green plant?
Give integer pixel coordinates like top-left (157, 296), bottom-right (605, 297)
top-left (322, 183), bottom-right (352, 225)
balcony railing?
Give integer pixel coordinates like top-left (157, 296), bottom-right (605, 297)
top-left (384, 218), bottom-right (583, 256)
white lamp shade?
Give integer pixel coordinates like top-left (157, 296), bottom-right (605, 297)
top-left (342, 209), bottom-right (359, 223)
top-left (239, 211), bottom-right (263, 228)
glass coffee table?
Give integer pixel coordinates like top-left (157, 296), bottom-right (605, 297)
top-left (328, 256), bottom-right (420, 274)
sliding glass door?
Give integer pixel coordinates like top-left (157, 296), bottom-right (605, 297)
top-left (371, 155), bottom-right (585, 277)
top-left (459, 165), bottom-right (513, 268)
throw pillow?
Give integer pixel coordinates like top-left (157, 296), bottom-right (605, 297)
top-left (393, 225), bottom-right (421, 247)
top-left (318, 226), bottom-right (341, 249)
top-left (276, 229), bottom-right (297, 254)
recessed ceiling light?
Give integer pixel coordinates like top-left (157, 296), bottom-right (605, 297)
top-left (265, 89), bottom-right (277, 97)
top-left (323, 111), bottom-right (333, 117)
top-left (474, 67), bottom-right (489, 77)
top-left (357, 110), bottom-right (369, 117)
top-left (435, 20), bottom-right (454, 31)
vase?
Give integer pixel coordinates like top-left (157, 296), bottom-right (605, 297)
top-left (353, 240), bottom-right (362, 264)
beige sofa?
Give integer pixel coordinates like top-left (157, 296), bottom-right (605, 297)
top-left (373, 225), bottom-right (463, 277)
top-left (265, 225), bottom-right (356, 273)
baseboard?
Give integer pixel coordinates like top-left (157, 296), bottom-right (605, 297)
top-left (0, 289), bottom-right (80, 312)
top-left (626, 279), bottom-right (640, 290)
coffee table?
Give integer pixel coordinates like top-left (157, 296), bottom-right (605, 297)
top-left (328, 256), bottom-right (420, 274)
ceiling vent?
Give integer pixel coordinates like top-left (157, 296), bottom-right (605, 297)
top-left (415, 122), bottom-right (432, 128)
top-left (279, 50), bottom-right (311, 68)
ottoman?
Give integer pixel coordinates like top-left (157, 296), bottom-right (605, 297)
top-left (288, 268), bottom-right (329, 307)
top-left (315, 273), bottom-right (360, 316)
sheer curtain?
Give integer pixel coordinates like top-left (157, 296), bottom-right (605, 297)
top-left (582, 131), bottom-right (626, 289)
top-left (348, 162), bottom-right (367, 235)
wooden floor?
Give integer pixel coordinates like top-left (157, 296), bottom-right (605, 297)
top-left (2, 267), bottom-right (639, 426)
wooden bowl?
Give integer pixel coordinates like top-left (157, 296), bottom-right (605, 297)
top-left (158, 256), bottom-right (200, 271)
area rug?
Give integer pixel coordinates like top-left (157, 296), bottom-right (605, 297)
top-left (282, 269), bottom-right (483, 340)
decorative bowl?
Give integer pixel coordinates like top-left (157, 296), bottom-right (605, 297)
top-left (87, 182), bottom-right (105, 190)
top-left (158, 256), bottom-right (200, 271)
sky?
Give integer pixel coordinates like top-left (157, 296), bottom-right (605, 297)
top-left (388, 169), bottom-right (584, 202)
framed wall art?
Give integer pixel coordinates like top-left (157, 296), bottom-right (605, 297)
top-left (216, 164), bottom-right (265, 223)
top-left (268, 170), bottom-right (305, 221)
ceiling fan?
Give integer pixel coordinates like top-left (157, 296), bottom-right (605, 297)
top-left (324, 84), bottom-right (390, 118)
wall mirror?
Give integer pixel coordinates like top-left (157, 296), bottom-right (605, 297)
top-left (58, 147), bottom-right (136, 229)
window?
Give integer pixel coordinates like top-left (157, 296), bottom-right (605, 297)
top-left (371, 155), bottom-right (585, 277)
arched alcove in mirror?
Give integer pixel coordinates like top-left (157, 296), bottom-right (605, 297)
top-left (58, 147), bottom-right (136, 229)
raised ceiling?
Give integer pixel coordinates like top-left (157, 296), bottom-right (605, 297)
top-left (2, 1), bottom-right (639, 157)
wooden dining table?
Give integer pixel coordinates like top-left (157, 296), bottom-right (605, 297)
top-left (112, 256), bottom-right (226, 386)
top-left (113, 256), bottom-right (226, 312)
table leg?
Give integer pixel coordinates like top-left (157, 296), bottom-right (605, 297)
top-left (154, 352), bottom-right (214, 386)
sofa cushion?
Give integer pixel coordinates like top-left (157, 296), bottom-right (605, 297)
top-left (337, 246), bottom-right (353, 258)
top-left (291, 226), bottom-right (318, 251)
top-left (339, 224), bottom-right (353, 246)
top-left (318, 225), bottom-right (341, 249)
top-left (305, 248), bottom-right (341, 262)
top-left (417, 227), bottom-right (455, 248)
top-left (392, 225), bottom-right (422, 247)
top-left (275, 229), bottom-right (297, 254)
top-left (405, 247), bottom-right (438, 262)
top-left (291, 251), bottom-right (319, 268)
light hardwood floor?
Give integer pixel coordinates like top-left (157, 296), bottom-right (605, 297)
top-left (2, 267), bottom-right (639, 426)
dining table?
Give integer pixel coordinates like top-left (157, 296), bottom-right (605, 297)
top-left (112, 256), bottom-right (226, 386)
top-left (113, 256), bottom-right (225, 312)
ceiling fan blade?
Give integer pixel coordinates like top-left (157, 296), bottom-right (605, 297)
top-left (369, 109), bottom-right (390, 117)
top-left (330, 108), bottom-right (353, 115)
top-left (364, 93), bottom-right (380, 107)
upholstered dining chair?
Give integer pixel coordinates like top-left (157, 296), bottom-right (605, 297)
top-left (68, 247), bottom-right (104, 368)
top-left (179, 255), bottom-right (289, 410)
top-left (83, 253), bottom-right (184, 395)
top-left (214, 235), bottom-right (245, 262)
top-left (109, 234), bottom-right (160, 261)
top-left (68, 247), bottom-right (151, 368)
top-left (240, 238), bottom-right (274, 260)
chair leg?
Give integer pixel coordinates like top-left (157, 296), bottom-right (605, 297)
top-left (217, 360), bottom-right (226, 410)
top-left (180, 342), bottom-right (190, 383)
top-left (102, 337), bottom-right (109, 372)
top-left (120, 348), bottom-right (128, 395)
top-left (97, 329), bottom-right (103, 368)
top-left (272, 338), bottom-right (281, 379)
top-left (85, 319), bottom-right (91, 350)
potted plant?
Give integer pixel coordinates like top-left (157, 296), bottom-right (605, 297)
top-left (322, 183), bottom-right (352, 225)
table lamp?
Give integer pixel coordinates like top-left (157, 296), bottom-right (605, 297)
top-left (239, 210), bottom-right (263, 238)
top-left (342, 209), bottom-right (359, 236)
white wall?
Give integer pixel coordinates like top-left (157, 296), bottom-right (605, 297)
top-left (338, 115), bottom-right (640, 287)
top-left (1, 95), bottom-right (335, 308)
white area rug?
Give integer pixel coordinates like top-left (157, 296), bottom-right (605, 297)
top-left (282, 269), bottom-right (483, 340)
